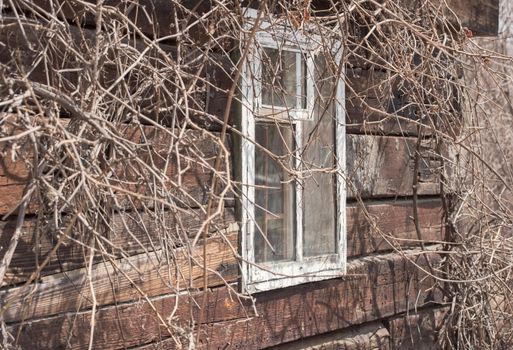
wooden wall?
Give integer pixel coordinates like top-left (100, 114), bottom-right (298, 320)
top-left (0, 0), bottom-right (498, 349)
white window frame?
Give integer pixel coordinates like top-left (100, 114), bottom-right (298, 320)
top-left (240, 8), bottom-right (346, 293)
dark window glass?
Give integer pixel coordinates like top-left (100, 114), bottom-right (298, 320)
top-left (261, 48), bottom-right (306, 110)
top-left (254, 123), bottom-right (296, 263)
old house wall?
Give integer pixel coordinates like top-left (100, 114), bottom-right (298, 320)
top-left (0, 1), bottom-right (498, 349)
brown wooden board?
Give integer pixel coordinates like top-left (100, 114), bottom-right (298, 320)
top-left (345, 68), bottom-right (421, 136)
top-left (21, 0), bottom-right (499, 40)
top-left (0, 198), bottom-right (442, 322)
top-left (22, 1), bottom-right (221, 45)
top-left (346, 135), bottom-right (439, 198)
top-left (0, 117), bottom-right (232, 215)
top-left (0, 130), bottom-right (439, 216)
top-left (0, 18), bottom-right (232, 131)
top-left (347, 198), bottom-right (443, 257)
top-left (444, 0), bottom-right (499, 37)
top-left (1, 17), bottom-right (439, 137)
top-left (269, 321), bottom-right (390, 350)
top-left (0, 228), bottom-right (240, 323)
top-left (6, 250), bottom-right (442, 349)
top-left (0, 208), bottom-right (235, 287)
top-left (388, 307), bottom-right (449, 350)
top-left (396, 0), bottom-right (498, 37)
top-left (192, 251), bottom-right (442, 350)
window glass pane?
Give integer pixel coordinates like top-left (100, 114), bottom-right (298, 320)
top-left (254, 123), bottom-right (295, 263)
top-left (261, 48), bottom-right (306, 110)
top-left (299, 53), bottom-right (307, 109)
top-left (302, 54), bottom-right (337, 257)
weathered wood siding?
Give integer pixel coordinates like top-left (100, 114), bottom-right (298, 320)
top-left (0, 0), bottom-right (499, 349)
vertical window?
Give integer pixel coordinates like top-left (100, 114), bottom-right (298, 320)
top-left (240, 8), bottom-right (346, 292)
top-left (261, 48), bottom-right (307, 110)
top-left (254, 123), bottom-right (295, 263)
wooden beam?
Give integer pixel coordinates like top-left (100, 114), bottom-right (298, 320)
top-left (1, 17), bottom-right (438, 137)
top-left (0, 208), bottom-right (236, 286)
top-left (26, 0), bottom-right (215, 43)
top-left (388, 307), bottom-right (449, 349)
top-left (269, 321), bottom-right (390, 350)
top-left (346, 68), bottom-right (420, 136)
top-left (346, 135), bottom-right (439, 198)
top-left (196, 251), bottom-right (442, 349)
top-left (378, 0), bottom-right (499, 37)
top-left (347, 198), bottom-right (443, 257)
top-left (445, 0), bottom-right (499, 37)
top-left (0, 198), bottom-right (442, 322)
top-left (0, 227), bottom-right (239, 323)
top-left (24, 0), bottom-right (500, 39)
top-left (0, 130), bottom-right (439, 216)
top-left (0, 17), bottom-right (232, 131)
top-left (6, 250), bottom-right (442, 350)
top-left (0, 117), bottom-right (231, 215)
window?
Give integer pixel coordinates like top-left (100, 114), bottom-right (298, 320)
top-left (240, 8), bottom-right (346, 292)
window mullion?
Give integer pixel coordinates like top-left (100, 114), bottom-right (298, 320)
top-left (242, 48), bottom-right (257, 277)
top-left (307, 54), bottom-right (315, 118)
top-left (295, 121), bottom-right (303, 263)
top-left (255, 45), bottom-right (263, 111)
top-left (296, 52), bottom-right (302, 111)
top-left (335, 54), bottom-right (347, 271)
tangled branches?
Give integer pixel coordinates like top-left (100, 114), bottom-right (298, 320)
top-left (0, 0), bottom-right (511, 349)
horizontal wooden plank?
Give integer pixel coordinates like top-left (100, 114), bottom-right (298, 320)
top-left (311, 0), bottom-right (498, 36)
top-left (346, 67), bottom-right (464, 137)
top-left (0, 207), bottom-right (235, 286)
top-left (395, 0), bottom-right (499, 36)
top-left (0, 116), bottom-right (231, 215)
top-left (444, 0), bottom-right (499, 37)
top-left (347, 198), bottom-right (443, 257)
top-left (346, 135), bottom-right (439, 198)
top-left (0, 17), bottom-right (232, 130)
top-left (0, 131), bottom-right (438, 217)
top-left (388, 307), bottom-right (448, 350)
top-left (269, 321), bottom-right (390, 350)
top-left (345, 69), bottom-right (422, 136)
top-left (0, 199), bottom-right (443, 285)
top-left (0, 198), bottom-right (442, 322)
top-left (23, 0), bottom-right (499, 41)
top-left (195, 252), bottom-right (442, 350)
top-left (6, 250), bottom-right (442, 349)
top-left (24, 0), bottom-right (215, 43)
top-left (1, 17), bottom-right (436, 137)
top-left (0, 226), bottom-right (239, 323)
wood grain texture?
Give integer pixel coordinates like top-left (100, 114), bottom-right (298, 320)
top-left (0, 228), bottom-right (239, 323)
top-left (346, 67), bottom-right (460, 137)
top-left (26, 0), bottom-right (217, 44)
top-left (1, 17), bottom-right (433, 137)
top-left (445, 0), bottom-right (499, 36)
top-left (269, 321), bottom-right (390, 350)
top-left (346, 198), bottom-right (443, 257)
top-left (397, 0), bottom-right (499, 36)
top-left (388, 307), bottom-right (449, 350)
top-left (0, 17), bottom-right (232, 130)
top-left (0, 198), bottom-right (442, 323)
top-left (194, 251), bottom-right (442, 350)
top-left (0, 192), bottom-right (442, 285)
top-left (6, 250), bottom-right (441, 349)
top-left (0, 118), bottom-right (231, 215)
top-left (346, 69), bottom-right (420, 136)
top-left (0, 208), bottom-right (235, 286)
top-left (0, 132), bottom-right (439, 216)
top-left (22, 0), bottom-right (499, 40)
top-left (346, 135), bottom-right (439, 198)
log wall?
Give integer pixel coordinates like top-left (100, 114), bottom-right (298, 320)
top-left (0, 1), bottom-right (499, 349)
